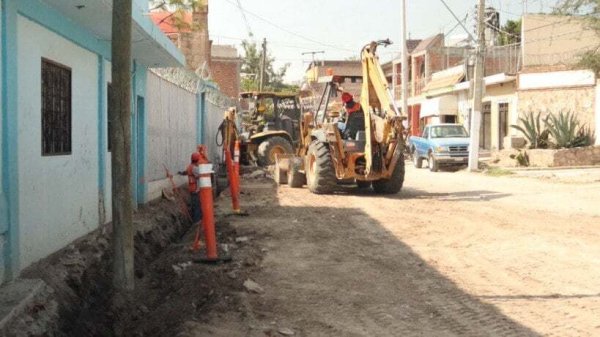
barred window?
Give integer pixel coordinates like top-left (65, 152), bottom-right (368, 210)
top-left (41, 59), bottom-right (72, 155)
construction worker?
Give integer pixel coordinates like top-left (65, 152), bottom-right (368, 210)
top-left (182, 152), bottom-right (202, 224)
top-left (340, 92), bottom-right (365, 139)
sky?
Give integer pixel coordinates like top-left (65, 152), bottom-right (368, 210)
top-left (207, 0), bottom-right (560, 83)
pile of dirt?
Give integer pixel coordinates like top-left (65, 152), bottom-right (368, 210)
top-left (19, 187), bottom-right (266, 337)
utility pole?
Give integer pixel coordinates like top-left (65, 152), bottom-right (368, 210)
top-left (468, 0), bottom-right (485, 171)
top-left (259, 38), bottom-right (267, 91)
top-left (401, 0), bottom-right (409, 119)
top-left (302, 50), bottom-right (325, 82)
top-left (110, 0), bottom-right (134, 291)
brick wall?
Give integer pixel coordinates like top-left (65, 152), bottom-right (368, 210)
top-left (211, 58), bottom-right (240, 99)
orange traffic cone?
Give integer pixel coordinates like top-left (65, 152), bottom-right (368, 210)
top-left (194, 147), bottom-right (231, 264)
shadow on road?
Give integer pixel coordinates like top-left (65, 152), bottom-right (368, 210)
top-left (339, 186), bottom-right (512, 202)
top-left (235, 182), bottom-right (540, 336)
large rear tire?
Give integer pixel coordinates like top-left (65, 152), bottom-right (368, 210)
top-left (305, 141), bottom-right (336, 194)
top-left (372, 156), bottom-right (405, 194)
top-left (257, 136), bottom-right (293, 167)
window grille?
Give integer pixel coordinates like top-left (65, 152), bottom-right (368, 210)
top-left (41, 59), bottom-right (72, 155)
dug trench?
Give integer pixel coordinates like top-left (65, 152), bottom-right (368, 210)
top-left (15, 172), bottom-right (270, 337)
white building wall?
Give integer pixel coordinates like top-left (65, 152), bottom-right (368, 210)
top-left (146, 71), bottom-right (197, 201)
top-left (17, 16), bottom-right (99, 269)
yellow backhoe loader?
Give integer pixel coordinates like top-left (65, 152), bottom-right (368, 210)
top-left (274, 40), bottom-right (406, 194)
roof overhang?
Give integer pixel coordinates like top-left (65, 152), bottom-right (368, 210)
top-left (421, 95), bottom-right (457, 118)
top-left (454, 73), bottom-right (516, 92)
top-left (40, 0), bottom-right (185, 67)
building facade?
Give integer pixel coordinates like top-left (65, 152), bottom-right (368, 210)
top-left (0, 0), bottom-right (201, 284)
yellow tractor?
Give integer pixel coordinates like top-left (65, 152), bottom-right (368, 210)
top-left (238, 92), bottom-right (302, 166)
top-left (275, 40), bottom-right (406, 194)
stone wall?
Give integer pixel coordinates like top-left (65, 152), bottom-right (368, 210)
top-left (517, 87), bottom-right (596, 133)
top-left (528, 146), bottom-right (600, 167)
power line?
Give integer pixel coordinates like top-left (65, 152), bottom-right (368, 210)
top-left (220, 0), bottom-right (355, 53)
top-left (235, 0), bottom-right (253, 38)
top-left (439, 0), bottom-right (477, 42)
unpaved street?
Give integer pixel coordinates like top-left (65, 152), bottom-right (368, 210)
top-left (183, 163), bottom-right (600, 337)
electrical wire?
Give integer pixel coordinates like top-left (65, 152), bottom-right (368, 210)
top-left (220, 0), bottom-right (355, 53)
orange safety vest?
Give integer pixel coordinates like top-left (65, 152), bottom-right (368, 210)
top-left (346, 102), bottom-right (362, 114)
top-left (186, 163), bottom-right (199, 193)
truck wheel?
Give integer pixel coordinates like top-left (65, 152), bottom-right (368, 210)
top-left (428, 153), bottom-right (439, 172)
top-left (288, 158), bottom-right (306, 188)
top-left (257, 136), bottom-right (293, 167)
top-left (305, 141), bottom-right (336, 194)
top-left (373, 156), bottom-right (405, 194)
top-left (413, 149), bottom-right (423, 168)
top-left (273, 159), bottom-right (288, 185)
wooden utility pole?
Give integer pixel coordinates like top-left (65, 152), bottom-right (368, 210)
top-left (401, 0), bottom-right (409, 119)
top-left (259, 38), bottom-right (267, 91)
top-left (110, 0), bottom-right (135, 291)
top-left (468, 0), bottom-right (485, 171)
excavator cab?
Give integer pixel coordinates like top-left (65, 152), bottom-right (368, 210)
top-left (238, 92), bottom-right (302, 166)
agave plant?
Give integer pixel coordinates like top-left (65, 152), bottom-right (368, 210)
top-left (545, 111), bottom-right (594, 148)
top-left (510, 111), bottom-right (550, 149)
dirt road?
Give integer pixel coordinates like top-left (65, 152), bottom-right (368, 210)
top-left (181, 163), bottom-right (600, 337)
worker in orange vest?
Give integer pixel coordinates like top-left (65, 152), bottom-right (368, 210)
top-left (185, 152), bottom-right (202, 223)
top-left (340, 92), bottom-right (365, 139)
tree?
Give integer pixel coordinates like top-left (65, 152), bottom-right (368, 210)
top-left (149, 0), bottom-right (206, 31)
top-left (498, 19), bottom-right (521, 45)
top-left (240, 39), bottom-right (293, 92)
top-left (111, 0), bottom-right (134, 291)
top-left (556, 0), bottom-right (600, 74)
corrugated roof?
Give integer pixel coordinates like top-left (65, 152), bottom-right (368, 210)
top-left (423, 65), bottom-right (465, 93)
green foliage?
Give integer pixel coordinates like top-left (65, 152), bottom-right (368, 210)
top-left (240, 39), bottom-right (293, 92)
top-left (149, 0), bottom-right (206, 31)
top-left (510, 111), bottom-right (550, 149)
top-left (545, 111), bottom-right (595, 148)
top-left (512, 111), bottom-right (595, 150)
top-left (498, 19), bottom-right (522, 46)
top-left (576, 50), bottom-right (600, 75)
top-left (485, 167), bottom-right (515, 176)
top-left (510, 150), bottom-right (530, 167)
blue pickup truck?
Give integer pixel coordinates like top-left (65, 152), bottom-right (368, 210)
top-left (408, 124), bottom-right (470, 172)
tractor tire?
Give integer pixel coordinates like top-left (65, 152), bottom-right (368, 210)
top-left (288, 158), bottom-right (306, 188)
top-left (257, 136), bottom-right (293, 167)
top-left (372, 155), bottom-right (405, 194)
top-left (273, 159), bottom-right (288, 185)
top-left (356, 180), bottom-right (371, 189)
top-left (305, 141), bottom-right (336, 194)
top-left (413, 148), bottom-right (423, 168)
